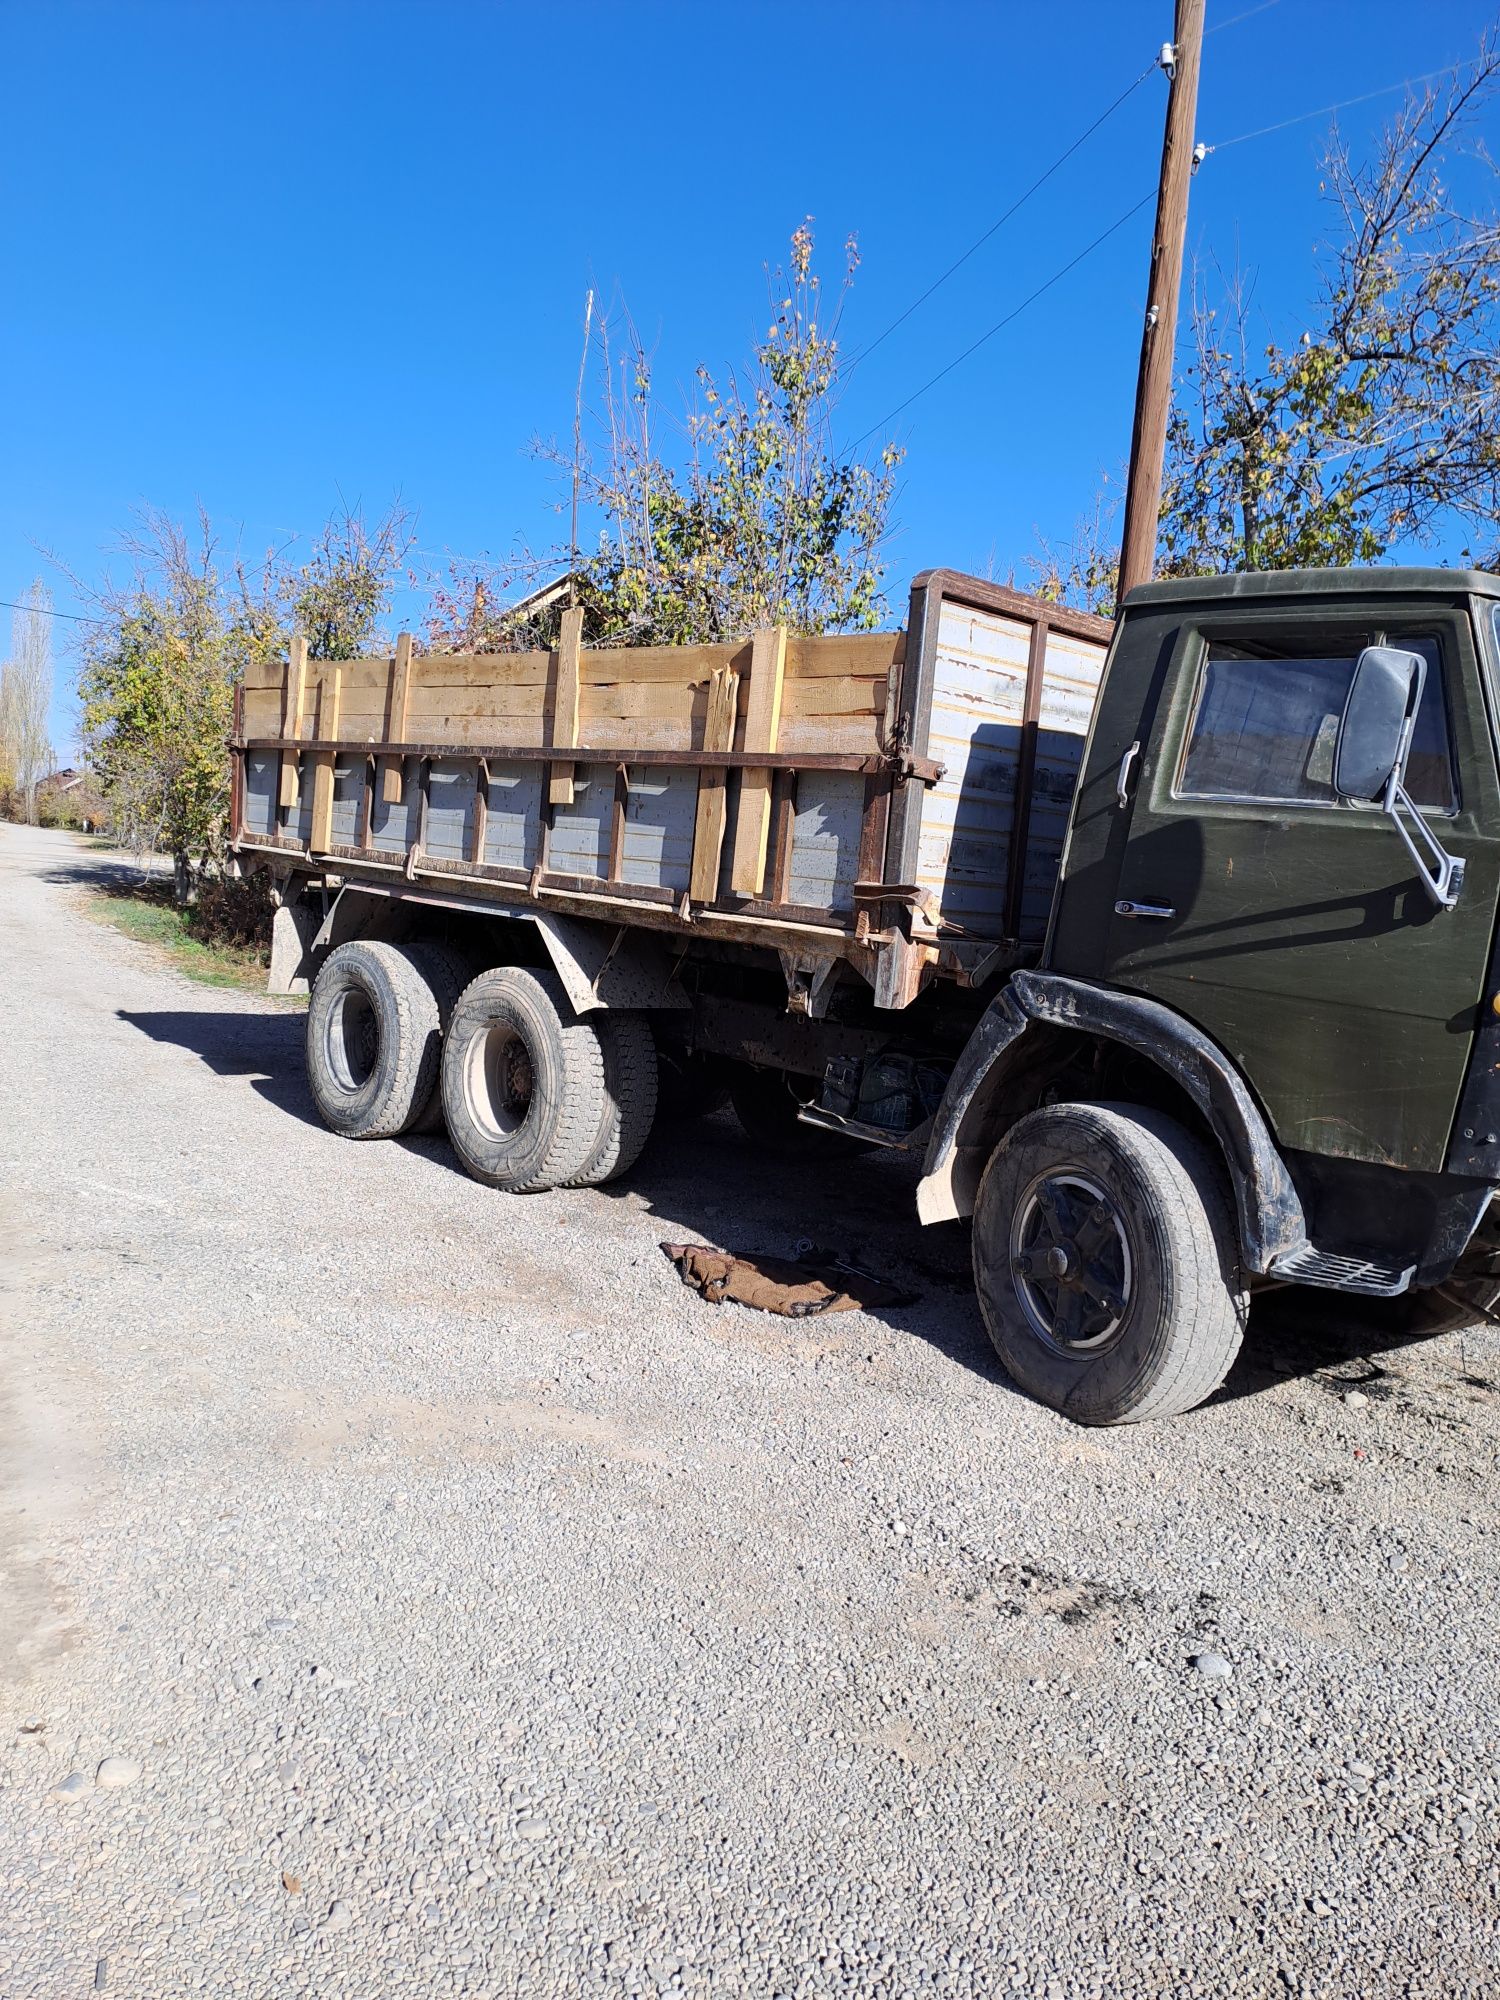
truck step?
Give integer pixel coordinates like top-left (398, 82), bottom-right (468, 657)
top-left (1268, 1246), bottom-right (1415, 1297)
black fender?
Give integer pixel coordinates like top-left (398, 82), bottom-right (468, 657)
top-left (916, 970), bottom-right (1307, 1275)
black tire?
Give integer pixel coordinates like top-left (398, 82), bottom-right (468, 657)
top-left (402, 941), bottom-right (473, 1133)
top-left (566, 1011), bottom-right (659, 1187)
top-left (972, 1101), bottom-right (1248, 1426)
top-left (440, 967), bottom-right (607, 1192)
top-left (305, 940), bottom-right (446, 1140)
top-left (728, 1065), bottom-right (856, 1158)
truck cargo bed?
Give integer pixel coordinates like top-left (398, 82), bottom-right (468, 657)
top-left (231, 572), bottom-right (1111, 1007)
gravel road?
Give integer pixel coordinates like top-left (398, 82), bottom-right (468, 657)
top-left (1, 821), bottom-right (1497, 1999)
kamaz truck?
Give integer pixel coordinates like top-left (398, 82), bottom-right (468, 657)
top-left (231, 565), bottom-right (1500, 1424)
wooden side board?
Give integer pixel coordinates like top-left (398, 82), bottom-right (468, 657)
top-left (240, 627), bottom-right (905, 762)
top-left (237, 623), bottom-right (915, 942)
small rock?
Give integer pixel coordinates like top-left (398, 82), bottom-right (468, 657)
top-left (516, 1815), bottom-right (551, 1839)
top-left (282, 1872), bottom-right (302, 1896)
top-left (1344, 1390), bottom-right (1370, 1409)
top-left (53, 1772), bottom-right (90, 1803)
top-left (322, 1899), bottom-right (352, 1933)
top-left (95, 1757), bottom-right (142, 1790)
top-left (891, 1520), bottom-right (909, 1538)
top-left (266, 1617), bottom-right (295, 1634)
top-left (1349, 1761), bottom-right (1377, 1781)
top-left (1192, 1651), bottom-right (1233, 1680)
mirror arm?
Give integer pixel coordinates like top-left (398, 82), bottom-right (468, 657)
top-left (1383, 771), bottom-right (1465, 910)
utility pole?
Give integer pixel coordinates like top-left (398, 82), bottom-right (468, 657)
top-left (1117, 0), bottom-right (1206, 603)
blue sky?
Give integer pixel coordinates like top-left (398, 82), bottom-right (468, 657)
top-left (3, 0), bottom-right (1497, 754)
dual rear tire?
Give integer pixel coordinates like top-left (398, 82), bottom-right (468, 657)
top-left (306, 945), bottom-right (657, 1193)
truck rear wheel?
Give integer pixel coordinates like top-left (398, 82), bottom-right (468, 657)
top-left (306, 940), bottom-right (447, 1140)
top-left (440, 967), bottom-right (607, 1193)
top-left (566, 1011), bottom-right (659, 1187)
top-left (972, 1101), bottom-right (1248, 1425)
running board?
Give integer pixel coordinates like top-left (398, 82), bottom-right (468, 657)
top-left (796, 1105), bottom-right (932, 1152)
top-left (1268, 1246), bottom-right (1415, 1296)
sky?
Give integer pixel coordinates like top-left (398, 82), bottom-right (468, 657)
top-left (3, 0), bottom-right (1498, 756)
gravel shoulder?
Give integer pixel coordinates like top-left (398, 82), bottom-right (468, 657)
top-left (1, 822), bottom-right (1497, 1999)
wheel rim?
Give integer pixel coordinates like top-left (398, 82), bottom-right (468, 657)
top-left (465, 1022), bottom-right (535, 1139)
top-left (1009, 1169), bottom-right (1133, 1355)
top-left (325, 987), bottom-right (379, 1092)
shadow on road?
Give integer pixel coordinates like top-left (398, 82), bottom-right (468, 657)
top-left (113, 1003), bottom-right (1473, 1416)
top-left (117, 1006), bottom-right (318, 1128)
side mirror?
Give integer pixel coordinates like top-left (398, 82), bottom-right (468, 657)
top-left (1333, 646), bottom-right (1424, 801)
top-left (1334, 643), bottom-right (1464, 910)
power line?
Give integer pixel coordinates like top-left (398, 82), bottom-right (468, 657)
top-left (0, 596), bottom-right (91, 621)
top-left (849, 189), bottom-right (1156, 451)
top-left (846, 61), bottom-right (1159, 373)
top-left (1207, 0), bottom-right (1283, 34)
top-left (1209, 59), bottom-right (1469, 150)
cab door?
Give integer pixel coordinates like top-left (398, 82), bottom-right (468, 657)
top-left (1091, 602), bottom-right (1500, 1173)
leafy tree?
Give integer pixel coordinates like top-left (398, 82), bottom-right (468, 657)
top-left (0, 582), bottom-right (56, 821)
top-left (427, 224), bottom-right (902, 650)
top-left (1160, 44), bottom-right (1500, 578)
top-left (75, 505), bottom-right (409, 896)
top-left (1034, 40), bottom-right (1500, 608)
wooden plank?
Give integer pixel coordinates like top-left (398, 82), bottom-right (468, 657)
top-left (608, 764), bottom-right (628, 882)
top-left (405, 683), bottom-right (550, 728)
top-left (382, 633), bottom-right (414, 804)
top-left (278, 634), bottom-right (309, 810)
top-left (727, 625), bottom-right (787, 897)
top-left (768, 770), bottom-right (796, 905)
top-left (581, 641), bottom-right (750, 686)
top-left (548, 604), bottom-right (585, 807)
top-left (308, 662), bottom-right (344, 851)
top-left (411, 649), bottom-right (553, 689)
top-left (780, 675), bottom-right (888, 719)
top-left (688, 665), bottom-right (740, 902)
top-left (784, 632), bottom-right (904, 679)
top-left (773, 715), bottom-right (887, 756)
top-left (469, 759), bottom-right (489, 866)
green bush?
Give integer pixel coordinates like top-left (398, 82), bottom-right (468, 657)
top-left (188, 869), bottom-right (275, 960)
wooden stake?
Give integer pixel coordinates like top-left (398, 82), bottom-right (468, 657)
top-left (548, 605), bottom-right (584, 807)
top-left (309, 662), bottom-right (344, 851)
top-left (278, 633), bottom-right (309, 810)
top-left (1117, 0), bottom-right (1205, 602)
top-left (382, 632), bottom-right (414, 805)
top-left (727, 624), bottom-right (787, 896)
top-left (689, 665), bottom-right (741, 902)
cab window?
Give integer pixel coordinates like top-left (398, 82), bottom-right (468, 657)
top-left (1177, 629), bottom-right (1455, 812)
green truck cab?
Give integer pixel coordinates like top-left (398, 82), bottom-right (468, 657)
top-left (920, 568), bottom-right (1500, 1421)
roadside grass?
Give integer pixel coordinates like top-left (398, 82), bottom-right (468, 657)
top-left (81, 879), bottom-right (303, 1004)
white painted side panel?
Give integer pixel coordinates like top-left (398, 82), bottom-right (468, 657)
top-left (915, 602), bottom-right (1106, 942)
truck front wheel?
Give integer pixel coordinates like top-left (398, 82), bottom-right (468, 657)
top-left (440, 967), bottom-right (607, 1193)
top-left (972, 1102), bottom-right (1248, 1425)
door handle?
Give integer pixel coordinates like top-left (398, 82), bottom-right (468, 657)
top-left (1114, 899), bottom-right (1177, 920)
top-left (1116, 740), bottom-right (1141, 808)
